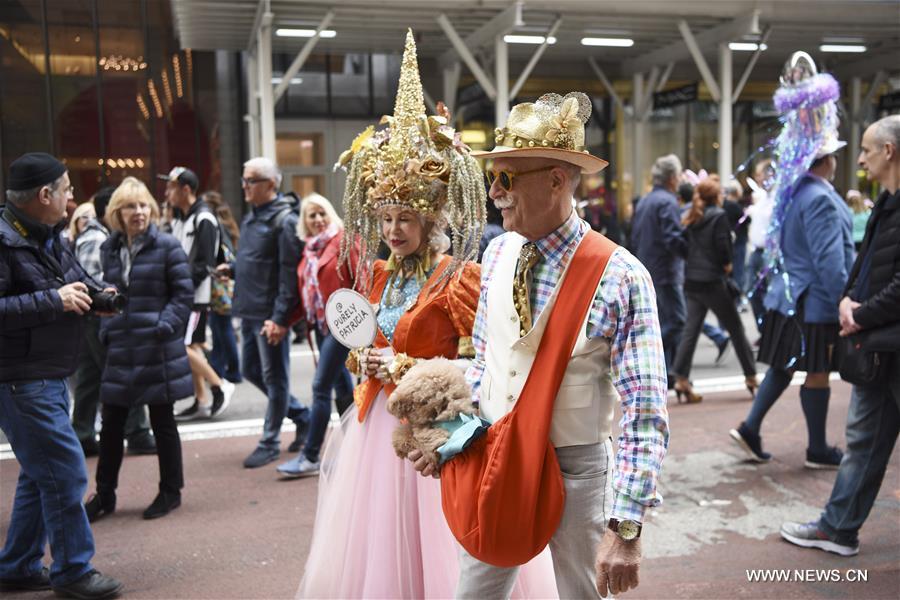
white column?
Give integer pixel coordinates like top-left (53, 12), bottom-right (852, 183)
top-left (245, 50), bottom-right (260, 159)
top-left (495, 34), bottom-right (509, 128)
top-left (632, 72), bottom-right (644, 193)
top-left (257, 11), bottom-right (276, 161)
top-left (717, 43), bottom-right (733, 179)
top-left (849, 76), bottom-right (862, 189)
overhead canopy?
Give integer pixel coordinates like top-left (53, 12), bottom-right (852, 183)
top-left (171, 0), bottom-right (900, 80)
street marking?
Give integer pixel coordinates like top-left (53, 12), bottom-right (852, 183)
top-left (0, 373), bottom-right (844, 461)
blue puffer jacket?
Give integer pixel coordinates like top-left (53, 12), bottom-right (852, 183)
top-left (99, 224), bottom-right (194, 406)
top-left (0, 205), bottom-right (94, 382)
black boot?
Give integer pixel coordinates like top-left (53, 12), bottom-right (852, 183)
top-left (142, 490), bottom-right (181, 520)
top-left (51, 569), bottom-right (123, 599)
top-left (84, 492), bottom-right (116, 523)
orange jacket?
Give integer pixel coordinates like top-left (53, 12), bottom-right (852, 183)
top-left (354, 256), bottom-right (480, 422)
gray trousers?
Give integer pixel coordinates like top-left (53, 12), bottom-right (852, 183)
top-left (456, 440), bottom-right (613, 600)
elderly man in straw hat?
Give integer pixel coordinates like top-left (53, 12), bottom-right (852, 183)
top-left (415, 93), bottom-right (669, 597)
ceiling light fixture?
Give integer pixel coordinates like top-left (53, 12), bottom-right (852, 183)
top-left (276, 28), bottom-right (336, 38)
top-left (729, 42), bottom-right (767, 51)
top-left (503, 34), bottom-right (556, 44)
top-left (819, 44), bottom-right (866, 53)
top-left (580, 37), bottom-right (634, 47)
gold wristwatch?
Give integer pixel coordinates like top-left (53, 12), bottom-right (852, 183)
top-left (608, 518), bottom-right (642, 541)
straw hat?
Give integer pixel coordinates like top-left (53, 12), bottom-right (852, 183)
top-left (473, 92), bottom-right (608, 173)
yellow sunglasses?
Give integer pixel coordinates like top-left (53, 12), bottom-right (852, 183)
top-left (485, 166), bottom-right (554, 191)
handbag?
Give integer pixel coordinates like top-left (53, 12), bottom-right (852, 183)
top-left (837, 335), bottom-right (886, 386)
top-left (440, 231), bottom-right (617, 568)
top-left (210, 242), bottom-right (235, 316)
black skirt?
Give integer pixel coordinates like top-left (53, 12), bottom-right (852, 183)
top-left (757, 309), bottom-right (840, 372)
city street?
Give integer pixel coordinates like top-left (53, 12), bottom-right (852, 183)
top-left (2, 315), bottom-right (898, 599)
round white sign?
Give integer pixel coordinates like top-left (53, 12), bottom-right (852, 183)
top-left (325, 288), bottom-right (377, 349)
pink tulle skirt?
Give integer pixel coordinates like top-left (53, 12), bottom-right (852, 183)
top-left (297, 390), bottom-right (559, 599)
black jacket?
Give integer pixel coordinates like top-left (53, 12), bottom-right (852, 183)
top-left (0, 204), bottom-right (96, 382)
top-left (99, 224), bottom-right (194, 406)
top-left (232, 194), bottom-right (302, 325)
top-left (847, 190), bottom-right (900, 329)
top-left (684, 206), bottom-right (733, 283)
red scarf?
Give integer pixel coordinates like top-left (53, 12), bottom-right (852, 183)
top-left (301, 224), bottom-right (340, 332)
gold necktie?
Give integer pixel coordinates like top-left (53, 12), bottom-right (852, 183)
top-left (513, 242), bottom-right (540, 337)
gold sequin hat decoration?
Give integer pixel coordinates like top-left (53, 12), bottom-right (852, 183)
top-left (336, 29), bottom-right (486, 288)
top-left (473, 92), bottom-right (609, 173)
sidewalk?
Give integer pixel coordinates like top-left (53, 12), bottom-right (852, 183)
top-left (2, 378), bottom-right (897, 599)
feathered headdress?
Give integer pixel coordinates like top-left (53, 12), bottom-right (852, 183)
top-left (336, 29), bottom-right (486, 290)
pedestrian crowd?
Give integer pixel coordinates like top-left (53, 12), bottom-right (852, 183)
top-left (0, 40), bottom-right (897, 600)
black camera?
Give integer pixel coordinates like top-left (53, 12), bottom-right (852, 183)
top-left (89, 288), bottom-right (127, 313)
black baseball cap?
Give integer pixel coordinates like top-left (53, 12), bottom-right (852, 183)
top-left (157, 166), bottom-right (199, 193)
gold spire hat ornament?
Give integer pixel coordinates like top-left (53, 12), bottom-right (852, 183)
top-left (336, 29), bottom-right (486, 290)
top-left (473, 92), bottom-right (609, 173)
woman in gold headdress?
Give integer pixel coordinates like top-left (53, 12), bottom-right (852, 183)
top-left (296, 31), bottom-right (557, 599)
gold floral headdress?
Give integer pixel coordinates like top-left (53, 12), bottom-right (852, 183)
top-left (337, 29), bottom-right (486, 289)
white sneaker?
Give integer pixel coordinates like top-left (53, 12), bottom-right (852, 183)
top-left (211, 380), bottom-right (234, 418)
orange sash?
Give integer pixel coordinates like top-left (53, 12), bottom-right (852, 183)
top-left (440, 231), bottom-right (617, 567)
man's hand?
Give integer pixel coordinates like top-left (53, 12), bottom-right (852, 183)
top-left (58, 282), bottom-right (91, 315)
top-left (261, 320), bottom-right (288, 345)
top-left (407, 448), bottom-right (440, 478)
top-left (838, 296), bottom-right (862, 337)
top-left (595, 528), bottom-right (642, 596)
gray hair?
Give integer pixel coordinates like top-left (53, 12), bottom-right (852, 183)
top-left (724, 181), bottom-right (743, 199)
top-left (5, 174), bottom-right (66, 207)
top-left (651, 154), bottom-right (683, 186)
top-left (243, 156), bottom-right (282, 187)
top-left (872, 115), bottom-right (900, 150)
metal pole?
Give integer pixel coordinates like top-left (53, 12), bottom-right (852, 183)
top-left (718, 43), bottom-right (733, 179)
top-left (272, 10), bottom-right (334, 103)
top-left (632, 72), bottom-right (644, 195)
top-left (495, 34), bottom-right (509, 128)
top-left (510, 17), bottom-right (562, 99)
top-left (245, 51), bottom-right (260, 158)
top-left (849, 76), bottom-right (861, 190)
top-left (257, 11), bottom-right (276, 160)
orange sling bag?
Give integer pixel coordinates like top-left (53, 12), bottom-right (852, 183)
top-left (440, 230), bottom-right (617, 568)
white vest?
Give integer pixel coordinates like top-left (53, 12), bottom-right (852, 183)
top-left (480, 235), bottom-right (618, 448)
top-left (171, 208), bottom-right (218, 305)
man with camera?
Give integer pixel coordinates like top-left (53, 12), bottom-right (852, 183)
top-left (0, 153), bottom-right (123, 598)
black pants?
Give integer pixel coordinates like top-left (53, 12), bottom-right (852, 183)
top-left (673, 279), bottom-right (757, 380)
top-left (71, 316), bottom-right (150, 443)
top-left (96, 403), bottom-right (183, 495)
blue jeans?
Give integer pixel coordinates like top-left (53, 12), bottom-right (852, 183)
top-left (209, 312), bottom-right (242, 383)
top-left (655, 284), bottom-right (686, 386)
top-left (747, 247), bottom-right (767, 333)
top-left (0, 379), bottom-right (95, 586)
top-left (702, 322), bottom-right (728, 347)
top-left (304, 329), bottom-right (354, 463)
top-left (241, 319), bottom-right (309, 451)
top-left (818, 381), bottom-right (900, 545)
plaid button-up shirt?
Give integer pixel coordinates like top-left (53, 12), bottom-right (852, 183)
top-left (466, 210), bottom-right (669, 522)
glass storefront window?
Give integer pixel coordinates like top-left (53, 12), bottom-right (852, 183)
top-left (291, 175), bottom-right (325, 198)
top-left (0, 0), bottom-right (51, 191)
top-left (46, 0), bottom-right (99, 200)
top-left (277, 132), bottom-right (323, 167)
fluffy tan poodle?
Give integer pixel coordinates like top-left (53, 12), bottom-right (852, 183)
top-left (386, 358), bottom-right (477, 471)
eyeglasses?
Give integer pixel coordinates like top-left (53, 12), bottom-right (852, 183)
top-left (485, 166), bottom-right (554, 191)
top-left (241, 177), bottom-right (270, 187)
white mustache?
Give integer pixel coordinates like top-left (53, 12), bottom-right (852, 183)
top-left (493, 198), bottom-right (516, 210)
